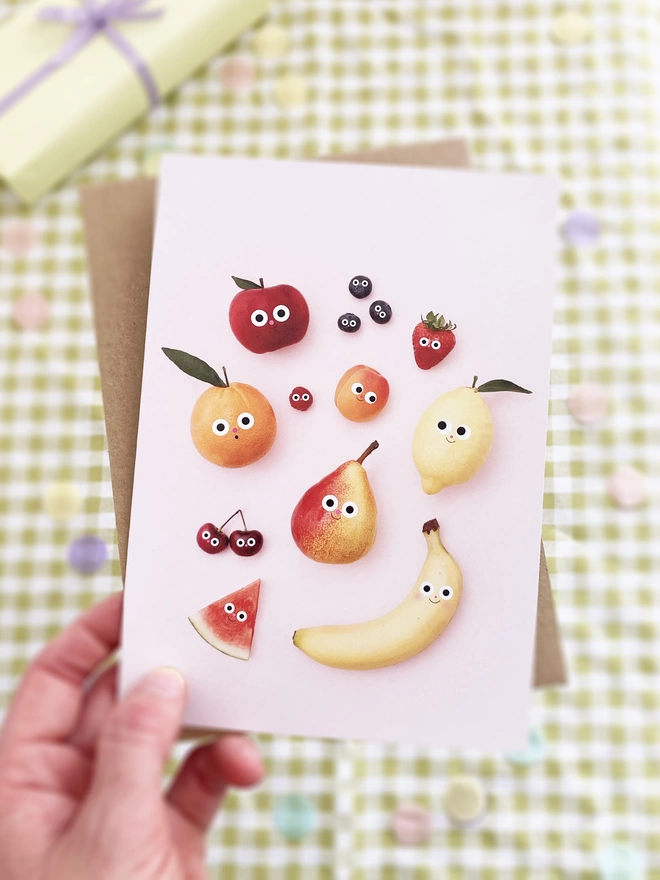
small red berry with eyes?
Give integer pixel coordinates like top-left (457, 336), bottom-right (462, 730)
top-left (229, 276), bottom-right (310, 354)
top-left (196, 522), bottom-right (230, 554)
top-left (289, 386), bottom-right (313, 411)
top-left (197, 510), bottom-right (263, 557)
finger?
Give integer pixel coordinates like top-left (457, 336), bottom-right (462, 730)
top-left (86, 667), bottom-right (187, 809)
top-left (166, 735), bottom-right (264, 832)
top-left (68, 663), bottom-right (118, 758)
top-left (0, 592), bottom-right (123, 751)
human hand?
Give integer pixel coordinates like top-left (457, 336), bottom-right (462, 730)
top-left (0, 592), bottom-right (264, 880)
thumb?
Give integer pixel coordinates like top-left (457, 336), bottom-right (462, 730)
top-left (87, 666), bottom-right (187, 805)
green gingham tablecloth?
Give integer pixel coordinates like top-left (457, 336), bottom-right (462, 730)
top-left (1, 1), bottom-right (659, 877)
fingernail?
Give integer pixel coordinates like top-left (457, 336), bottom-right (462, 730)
top-left (136, 666), bottom-right (186, 700)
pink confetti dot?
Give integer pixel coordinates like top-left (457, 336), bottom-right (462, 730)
top-left (567, 383), bottom-right (609, 425)
top-left (607, 466), bottom-right (648, 510)
top-left (391, 803), bottom-right (433, 845)
top-left (12, 292), bottom-right (51, 330)
top-left (218, 55), bottom-right (256, 93)
top-left (1, 218), bottom-right (38, 257)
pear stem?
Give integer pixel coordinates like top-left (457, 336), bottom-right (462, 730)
top-left (356, 440), bottom-right (379, 465)
top-left (472, 375), bottom-right (478, 388)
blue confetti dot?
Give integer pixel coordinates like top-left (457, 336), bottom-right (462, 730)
top-left (563, 211), bottom-right (600, 247)
top-left (597, 841), bottom-right (644, 879)
top-left (505, 726), bottom-right (546, 766)
top-left (274, 794), bottom-right (316, 841)
top-left (68, 535), bottom-right (108, 575)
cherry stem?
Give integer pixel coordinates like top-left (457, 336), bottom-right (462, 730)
top-left (222, 366), bottom-right (229, 386)
top-left (218, 509), bottom-right (247, 532)
top-left (472, 375), bottom-right (478, 388)
top-left (259, 277), bottom-right (265, 288)
top-left (357, 440), bottom-right (379, 465)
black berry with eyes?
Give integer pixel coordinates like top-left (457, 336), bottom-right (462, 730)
top-left (338, 312), bottom-right (361, 333)
top-left (369, 300), bottom-right (392, 325)
top-left (349, 275), bottom-right (373, 299)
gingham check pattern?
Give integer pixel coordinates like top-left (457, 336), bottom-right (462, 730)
top-left (1, 1), bottom-right (659, 877)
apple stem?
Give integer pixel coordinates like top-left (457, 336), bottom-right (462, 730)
top-left (356, 440), bottom-right (379, 465)
top-left (472, 375), bottom-right (478, 388)
top-left (222, 366), bottom-right (229, 386)
top-left (259, 277), bottom-right (265, 288)
top-left (218, 508), bottom-right (245, 532)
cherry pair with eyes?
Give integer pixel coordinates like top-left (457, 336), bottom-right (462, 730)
top-left (196, 509), bottom-right (263, 557)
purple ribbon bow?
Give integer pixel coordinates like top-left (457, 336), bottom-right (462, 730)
top-left (0, 0), bottom-right (163, 118)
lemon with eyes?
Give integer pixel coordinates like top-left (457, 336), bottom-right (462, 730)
top-left (412, 377), bottom-right (532, 495)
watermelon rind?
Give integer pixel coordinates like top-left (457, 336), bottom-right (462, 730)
top-left (189, 612), bottom-right (251, 661)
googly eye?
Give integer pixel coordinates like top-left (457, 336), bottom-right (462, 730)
top-left (341, 318), bottom-right (349, 327)
top-left (292, 393), bottom-right (300, 401)
top-left (210, 537), bottom-right (220, 547)
top-left (224, 602), bottom-right (235, 614)
top-left (247, 537), bottom-right (256, 547)
top-left (236, 610), bottom-right (248, 622)
top-left (362, 279), bottom-right (369, 287)
top-left (238, 412), bottom-right (255, 430)
top-left (251, 309), bottom-right (268, 327)
top-left (431, 339), bottom-right (441, 350)
top-left (342, 501), bottom-right (359, 518)
top-left (378, 310), bottom-right (386, 318)
top-left (365, 392), bottom-right (377, 404)
top-left (419, 582), bottom-right (433, 595)
top-left (302, 393), bottom-right (310, 401)
top-left (236, 538), bottom-right (246, 547)
top-left (436, 419), bottom-right (453, 434)
top-left (441, 586), bottom-right (454, 600)
top-left (350, 320), bottom-right (357, 327)
top-left (273, 304), bottom-right (290, 322)
top-left (351, 382), bottom-right (364, 395)
top-left (202, 530), bottom-right (211, 540)
top-left (212, 419), bottom-right (230, 436)
top-left (352, 278), bottom-right (360, 287)
top-left (456, 425), bottom-right (472, 439)
top-left (322, 494), bottom-right (339, 511)
top-left (419, 337), bottom-right (430, 347)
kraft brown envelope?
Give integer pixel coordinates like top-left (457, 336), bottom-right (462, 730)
top-left (80, 139), bottom-right (566, 689)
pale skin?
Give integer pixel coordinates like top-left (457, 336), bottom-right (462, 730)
top-left (0, 592), bottom-right (265, 880)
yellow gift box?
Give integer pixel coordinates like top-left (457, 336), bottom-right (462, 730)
top-left (0, 0), bottom-right (269, 203)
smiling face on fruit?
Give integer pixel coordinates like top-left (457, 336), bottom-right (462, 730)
top-left (229, 277), bottom-right (310, 354)
top-left (334, 365), bottom-right (390, 423)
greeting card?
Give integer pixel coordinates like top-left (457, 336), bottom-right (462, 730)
top-left (121, 156), bottom-right (557, 749)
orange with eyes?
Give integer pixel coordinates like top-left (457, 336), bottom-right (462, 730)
top-left (334, 364), bottom-right (390, 423)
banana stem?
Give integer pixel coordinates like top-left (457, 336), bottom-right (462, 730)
top-left (422, 518), bottom-right (443, 551)
top-left (356, 440), bottom-right (379, 465)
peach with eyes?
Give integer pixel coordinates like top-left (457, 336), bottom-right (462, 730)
top-left (334, 365), bottom-right (390, 423)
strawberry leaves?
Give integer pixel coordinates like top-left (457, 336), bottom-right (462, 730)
top-left (162, 348), bottom-right (228, 387)
top-left (423, 311), bottom-right (456, 332)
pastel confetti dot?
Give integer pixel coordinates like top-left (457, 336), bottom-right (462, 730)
top-left (444, 776), bottom-right (486, 826)
top-left (597, 841), bottom-right (644, 880)
top-left (568, 383), bottom-right (609, 425)
top-left (253, 23), bottom-right (290, 59)
top-left (551, 11), bottom-right (592, 45)
top-left (273, 74), bottom-right (308, 108)
top-left (218, 55), bottom-right (256, 92)
top-left (391, 803), bottom-right (433, 845)
top-left (273, 794), bottom-right (315, 841)
top-left (68, 535), bottom-right (108, 575)
top-left (12, 292), bottom-right (51, 331)
top-left (505, 726), bottom-right (546, 767)
top-left (607, 466), bottom-right (648, 510)
top-left (1, 218), bottom-right (38, 257)
top-left (43, 481), bottom-right (83, 522)
top-left (563, 211), bottom-right (600, 247)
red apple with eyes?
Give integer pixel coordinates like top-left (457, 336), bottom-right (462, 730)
top-left (197, 522), bottom-right (229, 554)
top-left (229, 276), bottom-right (310, 354)
top-left (230, 528), bottom-right (264, 557)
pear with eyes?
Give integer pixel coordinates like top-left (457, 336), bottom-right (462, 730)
top-left (291, 442), bottom-right (379, 564)
top-left (412, 377), bottom-right (532, 494)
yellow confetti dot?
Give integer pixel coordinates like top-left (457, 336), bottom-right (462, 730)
top-left (43, 481), bottom-right (83, 522)
top-left (273, 74), bottom-right (308, 108)
top-left (253, 23), bottom-right (290, 59)
top-left (551, 11), bottom-right (592, 45)
top-left (444, 776), bottom-right (486, 825)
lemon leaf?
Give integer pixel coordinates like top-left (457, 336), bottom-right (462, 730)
top-left (162, 348), bottom-right (226, 387)
top-left (478, 379), bottom-right (532, 394)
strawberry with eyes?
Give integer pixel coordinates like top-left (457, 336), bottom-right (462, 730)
top-left (412, 312), bottom-right (457, 371)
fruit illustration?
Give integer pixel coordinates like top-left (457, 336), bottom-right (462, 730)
top-left (338, 312), bottom-right (360, 333)
top-left (289, 386), bottom-right (313, 411)
top-left (229, 276), bottom-right (309, 354)
top-left (334, 365), bottom-right (390, 423)
top-left (196, 522), bottom-right (229, 554)
top-left (291, 441), bottom-right (379, 564)
top-left (369, 300), bottom-right (392, 325)
top-left (189, 579), bottom-right (261, 660)
top-left (412, 312), bottom-right (457, 370)
top-left (412, 376), bottom-right (532, 494)
top-left (163, 348), bottom-right (277, 468)
top-left (349, 275), bottom-right (372, 298)
top-left (293, 518), bottom-right (462, 670)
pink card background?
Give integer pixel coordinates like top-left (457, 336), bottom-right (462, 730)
top-left (121, 156), bottom-right (557, 749)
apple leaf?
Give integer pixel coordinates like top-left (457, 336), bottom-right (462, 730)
top-left (478, 379), bottom-right (532, 394)
top-left (162, 348), bottom-right (226, 387)
top-left (232, 276), bottom-right (263, 290)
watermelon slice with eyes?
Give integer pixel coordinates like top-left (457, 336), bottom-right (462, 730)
top-left (189, 579), bottom-right (261, 660)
